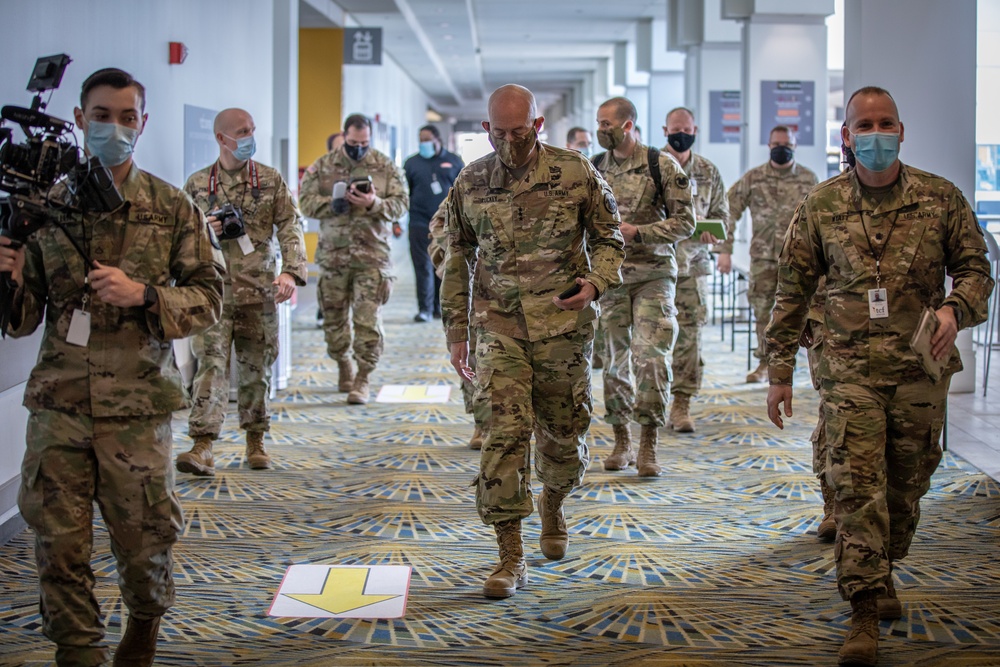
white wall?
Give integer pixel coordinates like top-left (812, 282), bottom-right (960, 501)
top-left (342, 53), bottom-right (433, 166)
top-left (690, 44), bottom-right (743, 191)
top-left (0, 0), bottom-right (291, 529)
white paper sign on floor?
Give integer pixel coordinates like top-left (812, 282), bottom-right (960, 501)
top-left (375, 384), bottom-right (451, 403)
top-left (269, 565), bottom-right (412, 619)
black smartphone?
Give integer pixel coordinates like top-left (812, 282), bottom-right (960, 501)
top-left (558, 283), bottom-right (582, 300)
top-left (351, 176), bottom-right (372, 194)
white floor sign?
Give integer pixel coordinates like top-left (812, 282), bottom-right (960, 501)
top-left (375, 384), bottom-right (451, 403)
top-left (269, 565), bottom-right (412, 619)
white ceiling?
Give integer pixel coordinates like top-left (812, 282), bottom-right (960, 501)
top-left (300, 0), bottom-right (667, 122)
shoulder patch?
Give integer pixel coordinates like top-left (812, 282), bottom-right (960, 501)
top-left (604, 190), bottom-right (619, 215)
top-left (675, 174), bottom-right (690, 190)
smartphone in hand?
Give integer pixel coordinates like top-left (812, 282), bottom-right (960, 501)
top-left (558, 282), bottom-right (582, 300)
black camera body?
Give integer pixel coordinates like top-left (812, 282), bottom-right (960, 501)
top-left (208, 203), bottom-right (246, 240)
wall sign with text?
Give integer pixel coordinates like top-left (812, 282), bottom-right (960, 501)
top-left (759, 80), bottom-right (815, 146)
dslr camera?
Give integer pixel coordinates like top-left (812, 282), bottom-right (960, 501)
top-left (207, 203), bottom-right (246, 240)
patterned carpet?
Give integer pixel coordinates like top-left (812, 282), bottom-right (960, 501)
top-left (2, 278), bottom-right (1000, 667)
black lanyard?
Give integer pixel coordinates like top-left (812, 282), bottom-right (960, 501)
top-left (208, 160), bottom-right (260, 208)
top-left (856, 191), bottom-right (900, 289)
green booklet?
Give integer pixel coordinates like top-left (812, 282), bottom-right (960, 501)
top-left (694, 219), bottom-right (727, 241)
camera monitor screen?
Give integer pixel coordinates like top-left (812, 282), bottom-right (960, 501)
top-left (28, 54), bottom-right (72, 93)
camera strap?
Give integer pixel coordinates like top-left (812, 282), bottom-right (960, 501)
top-left (208, 160), bottom-right (260, 208)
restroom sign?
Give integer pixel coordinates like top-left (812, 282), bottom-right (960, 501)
top-left (344, 28), bottom-right (382, 65)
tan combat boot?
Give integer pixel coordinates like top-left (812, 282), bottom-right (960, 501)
top-left (175, 436), bottom-right (215, 477)
top-left (538, 486), bottom-right (568, 560)
top-left (483, 519), bottom-right (527, 598)
top-left (337, 357), bottom-right (355, 393)
top-left (838, 590), bottom-right (879, 666)
top-left (745, 360), bottom-right (768, 383)
top-left (113, 615), bottom-right (160, 667)
top-left (348, 368), bottom-right (371, 405)
top-left (878, 564), bottom-right (902, 620)
top-left (469, 424), bottom-right (484, 450)
top-left (245, 431), bottom-right (272, 470)
top-left (636, 425), bottom-right (662, 477)
top-left (817, 477), bottom-right (837, 542)
top-left (603, 423), bottom-right (636, 471)
top-left (668, 393), bottom-right (695, 433)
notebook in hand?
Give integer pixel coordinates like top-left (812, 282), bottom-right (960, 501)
top-left (909, 307), bottom-right (949, 383)
top-left (695, 219), bottom-right (727, 241)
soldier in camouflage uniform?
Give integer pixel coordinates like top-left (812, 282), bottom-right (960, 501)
top-left (428, 195), bottom-right (483, 450)
top-left (0, 69), bottom-right (224, 667)
top-left (765, 87), bottom-right (993, 666)
top-left (442, 84), bottom-right (624, 599)
top-left (660, 107), bottom-right (730, 432)
top-left (723, 125), bottom-right (818, 383)
top-left (174, 108), bottom-right (308, 477)
top-left (591, 97), bottom-right (696, 476)
top-left (299, 114), bottom-right (409, 404)
top-left (803, 279), bottom-right (836, 542)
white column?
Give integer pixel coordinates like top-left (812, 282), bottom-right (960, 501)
top-left (845, 0), bottom-right (979, 393)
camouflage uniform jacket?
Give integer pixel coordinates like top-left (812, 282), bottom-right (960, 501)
top-left (184, 160), bottom-right (308, 305)
top-left (298, 146), bottom-right (409, 271)
top-left (593, 142), bottom-right (696, 284)
top-left (428, 194), bottom-right (450, 279)
top-left (766, 164), bottom-right (994, 386)
top-left (7, 164), bottom-right (225, 417)
top-left (723, 161), bottom-right (818, 259)
top-left (442, 142), bottom-right (625, 344)
top-left (671, 151), bottom-right (729, 278)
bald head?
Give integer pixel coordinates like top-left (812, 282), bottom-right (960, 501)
top-left (845, 86), bottom-right (899, 126)
top-left (214, 108), bottom-right (253, 136)
top-left (487, 84), bottom-right (537, 127)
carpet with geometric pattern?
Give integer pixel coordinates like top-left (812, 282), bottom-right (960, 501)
top-left (1, 279), bottom-right (999, 667)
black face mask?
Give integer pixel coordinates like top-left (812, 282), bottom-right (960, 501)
top-left (770, 145), bottom-right (794, 165)
top-left (345, 143), bottom-right (368, 161)
top-left (842, 142), bottom-right (856, 169)
top-left (666, 132), bottom-right (696, 153)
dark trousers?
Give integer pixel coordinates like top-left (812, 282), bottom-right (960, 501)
top-left (408, 221), bottom-right (440, 316)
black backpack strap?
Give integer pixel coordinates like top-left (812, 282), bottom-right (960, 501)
top-left (647, 146), bottom-right (663, 210)
top-left (590, 151), bottom-right (607, 171)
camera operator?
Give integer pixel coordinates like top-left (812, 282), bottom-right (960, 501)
top-left (174, 108), bottom-right (307, 477)
top-left (299, 113), bottom-right (409, 404)
top-left (0, 68), bottom-right (224, 667)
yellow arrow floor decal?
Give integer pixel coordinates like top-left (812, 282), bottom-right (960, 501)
top-left (284, 567), bottom-right (399, 614)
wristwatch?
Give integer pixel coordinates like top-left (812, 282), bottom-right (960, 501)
top-left (948, 303), bottom-right (963, 328)
top-left (143, 284), bottom-right (159, 309)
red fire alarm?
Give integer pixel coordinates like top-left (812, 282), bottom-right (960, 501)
top-left (168, 42), bottom-right (188, 65)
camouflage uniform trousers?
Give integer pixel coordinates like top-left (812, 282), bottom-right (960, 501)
top-left (188, 300), bottom-right (278, 438)
top-left (318, 264), bottom-right (390, 372)
top-left (819, 377), bottom-right (949, 601)
top-left (18, 409), bottom-right (183, 667)
top-left (748, 259), bottom-right (779, 360)
top-left (473, 326), bottom-right (594, 525)
top-left (806, 322), bottom-right (827, 480)
top-left (601, 278), bottom-right (678, 426)
top-left (671, 274), bottom-right (708, 397)
top-left (457, 329), bottom-right (478, 414)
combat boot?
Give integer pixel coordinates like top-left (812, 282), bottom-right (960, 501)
top-left (603, 423), bottom-right (636, 470)
top-left (245, 431), bottom-right (272, 470)
top-left (817, 477), bottom-right (837, 542)
top-left (469, 424), bottom-right (484, 450)
top-left (745, 360), bottom-right (768, 383)
top-left (668, 393), bottom-right (695, 433)
top-left (348, 368), bottom-right (371, 405)
top-left (175, 436), bottom-right (215, 477)
top-left (538, 486), bottom-right (568, 560)
top-left (636, 425), bottom-right (662, 477)
top-left (113, 615), bottom-right (160, 667)
top-left (878, 564), bottom-right (903, 620)
top-left (838, 590), bottom-right (879, 666)
top-left (483, 519), bottom-right (527, 598)
top-left (337, 357), bottom-right (355, 393)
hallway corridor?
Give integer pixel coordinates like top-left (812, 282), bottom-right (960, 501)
top-left (1, 276), bottom-right (999, 667)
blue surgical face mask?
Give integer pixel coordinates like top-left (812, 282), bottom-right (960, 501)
top-left (418, 141), bottom-right (436, 159)
top-left (851, 131), bottom-right (900, 172)
top-left (225, 134), bottom-right (256, 161)
top-left (578, 145), bottom-right (592, 158)
top-left (85, 120), bottom-right (139, 167)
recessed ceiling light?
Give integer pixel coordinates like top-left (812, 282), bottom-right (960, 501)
top-left (443, 34), bottom-right (453, 40)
